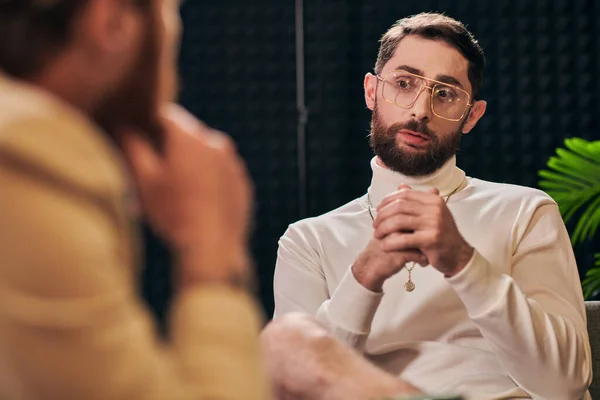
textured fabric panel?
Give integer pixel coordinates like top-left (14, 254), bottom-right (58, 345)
top-left (178, 2), bottom-right (298, 317)
top-left (586, 301), bottom-right (600, 398)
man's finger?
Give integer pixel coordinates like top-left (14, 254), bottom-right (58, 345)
top-left (374, 197), bottom-right (425, 227)
top-left (379, 231), bottom-right (431, 253)
top-left (374, 214), bottom-right (423, 239)
top-left (378, 189), bottom-right (442, 211)
top-left (160, 103), bottom-right (205, 137)
top-left (377, 188), bottom-right (412, 210)
top-left (120, 130), bottom-right (161, 185)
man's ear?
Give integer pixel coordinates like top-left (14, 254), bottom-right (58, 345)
top-left (79, 0), bottom-right (136, 55)
top-left (462, 99), bottom-right (486, 134)
top-left (364, 72), bottom-right (377, 111)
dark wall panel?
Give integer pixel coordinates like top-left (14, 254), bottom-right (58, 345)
top-left (177, 3), bottom-right (298, 317)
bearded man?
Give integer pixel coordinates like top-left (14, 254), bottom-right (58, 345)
top-left (272, 12), bottom-right (592, 400)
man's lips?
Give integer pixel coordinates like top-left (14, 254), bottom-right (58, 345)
top-left (398, 129), bottom-right (430, 141)
top-left (396, 129), bottom-right (432, 147)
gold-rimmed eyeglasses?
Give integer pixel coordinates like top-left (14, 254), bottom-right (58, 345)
top-left (376, 70), bottom-right (472, 122)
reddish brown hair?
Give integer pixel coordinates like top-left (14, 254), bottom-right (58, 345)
top-left (375, 13), bottom-right (485, 98)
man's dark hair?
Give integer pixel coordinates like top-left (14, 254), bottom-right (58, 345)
top-left (0, 0), bottom-right (163, 149)
top-left (0, 0), bottom-right (90, 78)
top-left (0, 0), bottom-right (151, 79)
top-left (375, 12), bottom-right (485, 98)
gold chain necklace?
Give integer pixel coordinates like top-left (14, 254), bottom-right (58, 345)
top-left (366, 182), bottom-right (464, 292)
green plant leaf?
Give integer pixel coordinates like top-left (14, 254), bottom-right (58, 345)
top-left (562, 192), bottom-right (597, 228)
top-left (580, 253), bottom-right (600, 300)
top-left (583, 280), bottom-right (600, 300)
top-left (556, 148), bottom-right (600, 174)
top-left (573, 196), bottom-right (600, 244)
top-left (566, 138), bottom-right (600, 163)
top-left (538, 138), bottom-right (600, 246)
top-left (538, 170), bottom-right (588, 191)
top-left (546, 159), bottom-right (596, 187)
top-left (582, 274), bottom-right (600, 299)
top-left (583, 266), bottom-right (600, 277)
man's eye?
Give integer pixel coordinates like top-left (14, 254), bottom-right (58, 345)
top-left (395, 77), bottom-right (415, 90)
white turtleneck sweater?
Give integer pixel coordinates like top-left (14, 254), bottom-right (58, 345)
top-left (273, 156), bottom-right (592, 400)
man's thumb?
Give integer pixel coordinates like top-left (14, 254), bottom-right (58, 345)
top-left (119, 131), bottom-right (160, 183)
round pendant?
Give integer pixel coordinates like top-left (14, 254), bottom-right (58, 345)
top-left (404, 281), bottom-right (415, 292)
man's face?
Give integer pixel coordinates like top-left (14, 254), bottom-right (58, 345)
top-left (364, 35), bottom-right (485, 176)
top-left (93, 0), bottom-right (182, 147)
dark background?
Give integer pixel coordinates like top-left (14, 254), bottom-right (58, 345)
top-left (141, 0), bottom-right (600, 325)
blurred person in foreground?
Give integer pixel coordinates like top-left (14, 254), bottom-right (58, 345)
top-left (0, 1), bottom-right (428, 399)
top-left (0, 0), bottom-right (267, 398)
top-left (272, 12), bottom-right (592, 400)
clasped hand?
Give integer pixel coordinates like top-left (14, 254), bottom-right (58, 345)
top-left (372, 184), bottom-right (473, 277)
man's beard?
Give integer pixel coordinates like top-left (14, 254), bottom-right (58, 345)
top-left (95, 4), bottom-right (164, 152)
top-left (369, 104), bottom-right (466, 176)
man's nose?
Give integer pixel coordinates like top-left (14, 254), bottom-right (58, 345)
top-left (410, 86), bottom-right (433, 122)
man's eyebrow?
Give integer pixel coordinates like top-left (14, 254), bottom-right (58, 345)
top-left (392, 65), bottom-right (465, 89)
top-left (434, 75), bottom-right (464, 89)
top-left (393, 65), bottom-right (423, 76)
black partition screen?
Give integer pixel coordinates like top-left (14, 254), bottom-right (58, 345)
top-left (141, 0), bottom-right (600, 323)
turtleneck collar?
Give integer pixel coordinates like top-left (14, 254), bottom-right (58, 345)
top-left (367, 156), bottom-right (466, 207)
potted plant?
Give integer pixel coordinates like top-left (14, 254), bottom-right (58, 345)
top-left (538, 138), bottom-right (600, 299)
